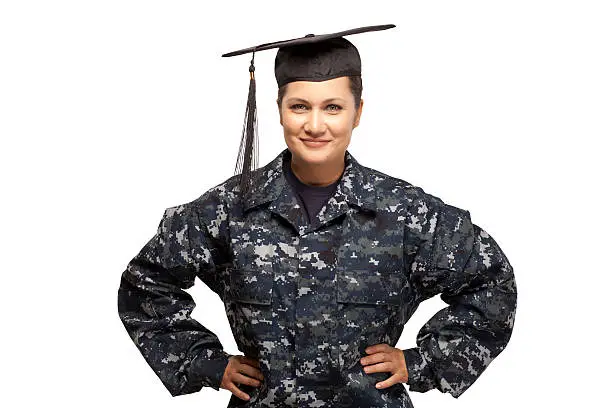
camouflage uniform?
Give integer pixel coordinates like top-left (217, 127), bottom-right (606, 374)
top-left (117, 148), bottom-right (517, 407)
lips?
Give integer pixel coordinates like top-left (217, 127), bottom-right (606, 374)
top-left (301, 139), bottom-right (330, 148)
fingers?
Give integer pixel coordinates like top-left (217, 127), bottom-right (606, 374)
top-left (362, 361), bottom-right (392, 374)
top-left (233, 372), bottom-right (262, 388)
top-left (239, 362), bottom-right (265, 381)
top-left (240, 356), bottom-right (261, 368)
top-left (365, 343), bottom-right (390, 354)
top-left (223, 371), bottom-right (263, 401)
top-left (360, 351), bottom-right (388, 366)
top-left (360, 345), bottom-right (409, 389)
top-left (361, 344), bottom-right (391, 369)
top-left (221, 355), bottom-right (265, 401)
top-left (226, 381), bottom-right (251, 401)
top-left (375, 373), bottom-right (403, 389)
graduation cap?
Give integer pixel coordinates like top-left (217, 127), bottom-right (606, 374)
top-left (221, 24), bottom-right (396, 201)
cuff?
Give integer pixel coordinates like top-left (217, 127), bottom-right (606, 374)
top-left (186, 349), bottom-right (233, 392)
top-left (402, 347), bottom-right (437, 393)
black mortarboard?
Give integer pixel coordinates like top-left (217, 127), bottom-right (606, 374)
top-left (221, 24), bottom-right (396, 201)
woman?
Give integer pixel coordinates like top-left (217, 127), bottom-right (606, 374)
top-left (117, 25), bottom-right (517, 408)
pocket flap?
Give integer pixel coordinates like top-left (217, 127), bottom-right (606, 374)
top-left (336, 269), bottom-right (400, 306)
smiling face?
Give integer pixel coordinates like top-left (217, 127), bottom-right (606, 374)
top-left (278, 76), bottom-right (364, 168)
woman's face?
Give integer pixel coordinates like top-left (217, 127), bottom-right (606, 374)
top-left (278, 76), bottom-right (363, 167)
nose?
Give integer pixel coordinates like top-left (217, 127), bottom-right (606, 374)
top-left (304, 108), bottom-right (326, 135)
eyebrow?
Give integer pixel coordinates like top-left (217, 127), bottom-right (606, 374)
top-left (286, 97), bottom-right (346, 104)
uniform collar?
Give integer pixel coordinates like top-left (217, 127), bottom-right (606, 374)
top-left (241, 148), bottom-right (377, 222)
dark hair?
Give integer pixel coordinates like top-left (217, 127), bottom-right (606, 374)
top-left (276, 75), bottom-right (362, 110)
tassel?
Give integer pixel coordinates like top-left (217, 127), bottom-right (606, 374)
top-left (234, 51), bottom-right (259, 202)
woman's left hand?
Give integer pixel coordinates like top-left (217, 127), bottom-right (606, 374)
top-left (360, 343), bottom-right (409, 389)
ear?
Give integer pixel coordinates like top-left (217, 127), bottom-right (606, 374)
top-left (278, 103), bottom-right (283, 126)
top-left (353, 99), bottom-right (364, 128)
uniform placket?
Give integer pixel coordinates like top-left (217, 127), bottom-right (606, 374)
top-left (293, 230), bottom-right (339, 408)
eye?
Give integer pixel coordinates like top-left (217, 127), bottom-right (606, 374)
top-left (326, 104), bottom-right (342, 112)
top-left (290, 103), bottom-right (308, 110)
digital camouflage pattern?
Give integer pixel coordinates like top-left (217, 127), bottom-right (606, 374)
top-left (117, 148), bottom-right (517, 407)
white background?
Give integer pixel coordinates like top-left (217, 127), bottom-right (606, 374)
top-left (1, 1), bottom-right (610, 407)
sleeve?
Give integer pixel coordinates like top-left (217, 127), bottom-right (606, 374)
top-left (117, 203), bottom-right (232, 397)
top-left (402, 200), bottom-right (517, 398)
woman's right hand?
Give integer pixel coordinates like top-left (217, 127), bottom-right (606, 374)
top-left (220, 355), bottom-right (265, 401)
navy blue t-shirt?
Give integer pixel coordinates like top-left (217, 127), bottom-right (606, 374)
top-left (282, 155), bottom-right (341, 224)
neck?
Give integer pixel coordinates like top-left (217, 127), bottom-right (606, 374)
top-left (290, 154), bottom-right (344, 187)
